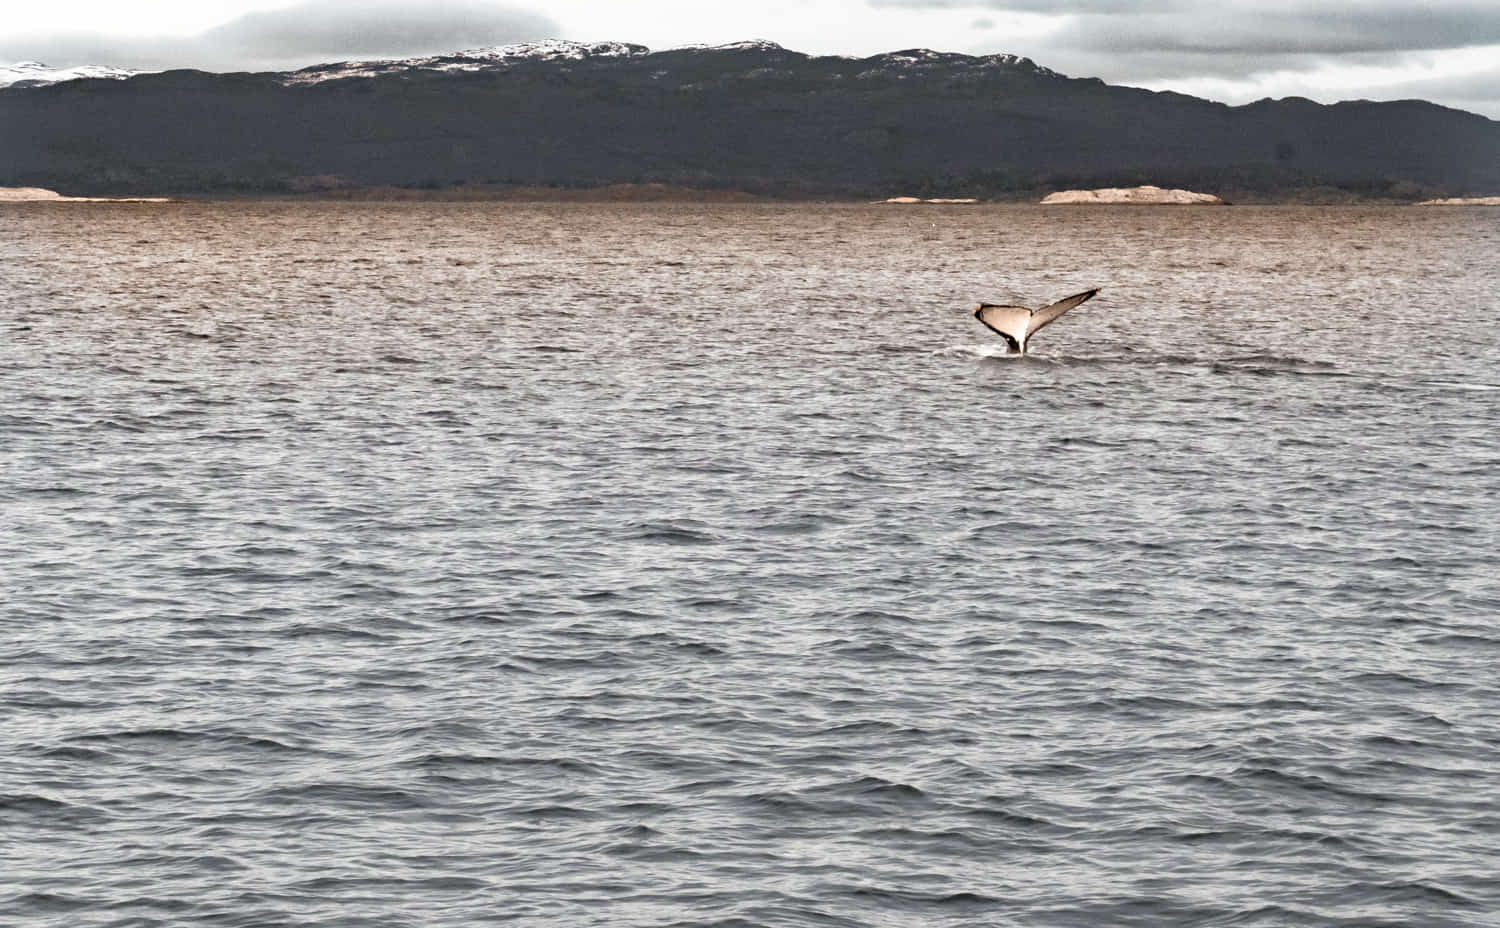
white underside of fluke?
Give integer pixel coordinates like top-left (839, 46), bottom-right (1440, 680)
top-left (973, 288), bottom-right (1100, 353)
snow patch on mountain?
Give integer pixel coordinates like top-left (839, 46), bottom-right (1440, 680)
top-left (0, 61), bottom-right (143, 88)
top-left (457, 40), bottom-right (651, 62)
top-left (860, 49), bottom-right (1057, 79)
top-left (284, 40), bottom-right (650, 84)
top-left (666, 40), bottom-right (789, 54)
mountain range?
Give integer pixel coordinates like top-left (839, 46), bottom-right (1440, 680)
top-left (3, 40), bottom-right (1497, 199)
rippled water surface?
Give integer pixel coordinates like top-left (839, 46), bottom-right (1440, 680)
top-left (4, 201), bottom-right (1500, 927)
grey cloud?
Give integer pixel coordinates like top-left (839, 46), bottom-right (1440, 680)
top-left (0, 0), bottom-right (558, 71)
top-left (0, 34), bottom-right (153, 69)
top-left (870, 0), bottom-right (1187, 12)
top-left (868, 0), bottom-right (1500, 117)
top-left (1059, 7), bottom-right (1500, 56)
top-left (872, 0), bottom-right (1500, 62)
top-left (1027, 48), bottom-right (1311, 83)
top-left (199, 0), bottom-right (559, 67)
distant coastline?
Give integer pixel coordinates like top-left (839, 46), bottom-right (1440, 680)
top-left (7, 182), bottom-right (1498, 206)
top-left (284, 182), bottom-right (770, 203)
top-left (217, 184), bottom-right (1497, 205)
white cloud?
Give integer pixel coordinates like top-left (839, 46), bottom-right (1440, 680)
top-left (0, 0), bottom-right (558, 71)
top-left (1124, 44), bottom-right (1500, 118)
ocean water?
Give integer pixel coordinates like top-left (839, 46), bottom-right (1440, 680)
top-left (3, 201), bottom-right (1499, 927)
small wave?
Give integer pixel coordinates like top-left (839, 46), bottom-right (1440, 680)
top-left (1212, 353), bottom-right (1347, 377)
top-left (816, 719), bottom-right (931, 738)
top-left (830, 641), bottom-right (931, 663)
top-left (1347, 670), bottom-right (1459, 693)
top-left (519, 651), bottom-right (635, 671)
top-left (0, 793), bottom-right (71, 814)
top-left (62, 729), bottom-right (318, 757)
top-left (35, 745), bottom-right (114, 762)
top-left (666, 639), bottom-right (726, 657)
top-left (66, 727), bottom-right (201, 745)
top-left (841, 886), bottom-right (1001, 909)
top-left (256, 782), bottom-right (428, 809)
top-left (964, 804), bottom-right (1063, 831)
top-left (511, 803), bottom-right (599, 821)
top-left (1420, 379), bottom-right (1500, 392)
top-left (749, 513), bottom-right (844, 535)
top-left (1421, 632), bottom-right (1500, 651)
top-left (15, 485), bottom-right (97, 498)
top-left (405, 754), bottom-right (604, 776)
top-left (0, 794), bottom-right (104, 827)
top-left (602, 840), bottom-right (707, 863)
top-left (941, 345), bottom-right (1218, 367)
top-left (5, 893), bottom-right (92, 914)
top-left (1048, 435), bottom-right (1130, 449)
top-left (1074, 694), bottom-right (1206, 715)
top-left (679, 596), bottom-right (756, 615)
top-left (810, 776), bottom-right (929, 803)
top-left (1345, 880), bottom-right (1483, 908)
top-left (738, 778), bottom-right (931, 818)
top-left (625, 519), bottom-right (719, 545)
top-left (1232, 765), bottom-right (1395, 802)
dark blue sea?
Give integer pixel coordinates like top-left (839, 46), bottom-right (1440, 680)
top-left (3, 201), bottom-right (1499, 927)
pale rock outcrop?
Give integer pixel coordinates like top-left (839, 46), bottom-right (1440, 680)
top-left (1415, 196), bottom-right (1500, 205)
top-left (1041, 185), bottom-right (1224, 205)
top-left (0, 187), bottom-right (65, 201)
top-left (0, 186), bottom-right (169, 202)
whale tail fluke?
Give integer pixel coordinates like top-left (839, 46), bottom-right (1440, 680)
top-left (974, 287), bottom-right (1100, 353)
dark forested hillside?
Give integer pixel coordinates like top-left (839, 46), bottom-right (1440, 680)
top-left (3, 42), bottom-right (1497, 197)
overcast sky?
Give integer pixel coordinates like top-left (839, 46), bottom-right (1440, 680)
top-left (4, 0), bottom-right (1498, 118)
